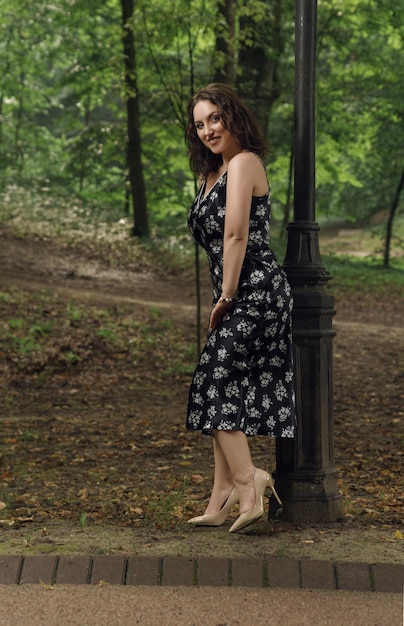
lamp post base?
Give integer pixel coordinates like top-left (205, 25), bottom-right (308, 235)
top-left (269, 471), bottom-right (343, 524)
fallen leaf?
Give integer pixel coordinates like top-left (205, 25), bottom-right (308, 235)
top-left (129, 507), bottom-right (143, 515)
top-left (190, 474), bottom-right (204, 484)
top-left (78, 488), bottom-right (88, 500)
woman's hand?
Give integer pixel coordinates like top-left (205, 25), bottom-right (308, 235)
top-left (209, 299), bottom-right (235, 331)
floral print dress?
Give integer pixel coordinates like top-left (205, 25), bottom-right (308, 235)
top-left (187, 171), bottom-right (296, 438)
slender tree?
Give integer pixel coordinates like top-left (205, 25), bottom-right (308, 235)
top-left (121, 0), bottom-right (148, 236)
top-left (213, 0), bottom-right (236, 84)
top-left (236, 0), bottom-right (283, 135)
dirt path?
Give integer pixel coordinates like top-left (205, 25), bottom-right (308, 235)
top-left (1, 229), bottom-right (403, 324)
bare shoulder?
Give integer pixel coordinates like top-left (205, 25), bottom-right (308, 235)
top-left (228, 152), bottom-right (268, 195)
top-left (228, 151), bottom-right (260, 171)
top-left (228, 152), bottom-right (267, 178)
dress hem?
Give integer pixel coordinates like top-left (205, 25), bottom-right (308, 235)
top-left (186, 426), bottom-right (295, 438)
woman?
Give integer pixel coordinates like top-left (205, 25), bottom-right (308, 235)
top-left (185, 83), bottom-right (296, 533)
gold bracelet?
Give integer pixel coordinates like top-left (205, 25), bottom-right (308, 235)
top-left (218, 296), bottom-right (237, 304)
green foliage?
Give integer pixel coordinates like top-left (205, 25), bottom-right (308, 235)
top-left (268, 0), bottom-right (403, 233)
top-left (79, 512), bottom-right (88, 532)
top-left (0, 0), bottom-right (402, 244)
top-left (315, 0), bottom-right (404, 220)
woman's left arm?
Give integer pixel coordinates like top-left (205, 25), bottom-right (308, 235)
top-left (209, 153), bottom-right (255, 331)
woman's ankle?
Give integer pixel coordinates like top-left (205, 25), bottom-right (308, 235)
top-left (205, 484), bottom-right (235, 514)
top-left (233, 466), bottom-right (256, 513)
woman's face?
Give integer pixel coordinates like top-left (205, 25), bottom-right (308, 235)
top-left (193, 99), bottom-right (240, 159)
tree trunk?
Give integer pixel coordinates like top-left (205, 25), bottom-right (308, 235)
top-left (237, 0), bottom-right (283, 136)
top-left (384, 168), bottom-right (404, 267)
top-left (0, 28), bottom-right (14, 148)
top-left (213, 0), bottom-right (236, 85)
top-left (78, 97), bottom-right (92, 193)
top-left (15, 65), bottom-right (25, 175)
top-left (121, 0), bottom-right (148, 237)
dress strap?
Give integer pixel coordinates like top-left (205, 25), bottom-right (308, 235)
top-left (195, 180), bottom-right (205, 211)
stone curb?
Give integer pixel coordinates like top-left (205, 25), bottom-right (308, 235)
top-left (0, 556), bottom-right (402, 593)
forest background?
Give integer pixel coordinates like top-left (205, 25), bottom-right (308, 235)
top-left (0, 0), bottom-right (403, 261)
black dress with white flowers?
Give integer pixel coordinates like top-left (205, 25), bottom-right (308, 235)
top-left (187, 171), bottom-right (296, 438)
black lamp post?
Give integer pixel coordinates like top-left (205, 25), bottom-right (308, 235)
top-left (270, 0), bottom-right (343, 523)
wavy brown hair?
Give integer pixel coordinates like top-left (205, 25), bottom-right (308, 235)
top-left (185, 83), bottom-right (269, 179)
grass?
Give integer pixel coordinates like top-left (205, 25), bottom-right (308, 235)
top-left (0, 285), bottom-right (195, 416)
top-left (146, 490), bottom-right (187, 526)
top-left (323, 254), bottom-right (404, 297)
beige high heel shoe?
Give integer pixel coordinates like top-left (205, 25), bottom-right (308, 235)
top-left (187, 487), bottom-right (239, 526)
top-left (229, 469), bottom-right (281, 533)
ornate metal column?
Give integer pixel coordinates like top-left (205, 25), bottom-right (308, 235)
top-left (270, 0), bottom-right (343, 523)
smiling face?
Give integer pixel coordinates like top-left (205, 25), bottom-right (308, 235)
top-left (193, 99), bottom-right (241, 161)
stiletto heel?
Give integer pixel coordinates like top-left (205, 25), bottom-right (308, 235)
top-left (187, 487), bottom-right (238, 526)
top-left (268, 473), bottom-right (282, 506)
top-left (229, 468), bottom-right (281, 533)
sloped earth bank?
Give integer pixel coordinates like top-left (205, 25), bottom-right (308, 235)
top-left (0, 230), bottom-right (403, 563)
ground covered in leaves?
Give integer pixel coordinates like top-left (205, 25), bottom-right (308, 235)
top-left (0, 227), bottom-right (403, 562)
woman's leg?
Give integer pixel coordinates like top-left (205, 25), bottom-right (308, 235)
top-left (204, 436), bottom-right (234, 514)
top-left (214, 431), bottom-right (256, 514)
